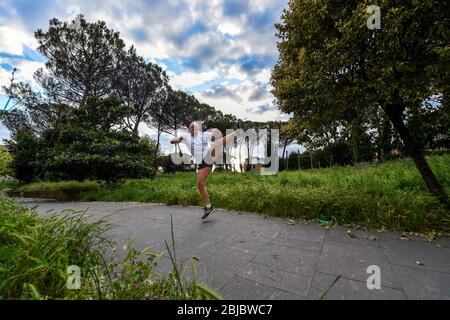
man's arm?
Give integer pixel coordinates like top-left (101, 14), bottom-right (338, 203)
top-left (209, 131), bottom-right (236, 153)
top-left (208, 131), bottom-right (237, 160)
top-left (221, 131), bottom-right (236, 145)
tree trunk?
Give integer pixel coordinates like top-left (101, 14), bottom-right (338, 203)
top-left (133, 117), bottom-right (141, 133)
top-left (150, 121), bottom-right (162, 180)
top-left (154, 122), bottom-right (161, 166)
top-left (246, 137), bottom-right (250, 171)
top-left (282, 137), bottom-right (288, 160)
top-left (384, 104), bottom-right (448, 206)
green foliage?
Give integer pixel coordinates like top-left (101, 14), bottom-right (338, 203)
top-left (158, 155), bottom-right (181, 174)
top-left (0, 196), bottom-right (219, 300)
top-left (7, 97), bottom-right (154, 183)
top-left (0, 179), bottom-right (20, 191)
top-left (272, 0), bottom-right (450, 200)
top-left (16, 180), bottom-right (101, 193)
top-left (69, 96), bottom-right (134, 132)
top-left (281, 137), bottom-right (377, 171)
top-left (0, 146), bottom-right (12, 176)
top-left (273, 0), bottom-right (449, 123)
top-left (406, 102), bottom-right (450, 151)
top-left (8, 129), bottom-right (42, 182)
top-left (18, 155), bottom-right (450, 232)
top-left (45, 128), bottom-right (153, 181)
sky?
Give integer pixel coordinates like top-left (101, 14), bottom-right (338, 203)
top-left (0, 0), bottom-right (302, 154)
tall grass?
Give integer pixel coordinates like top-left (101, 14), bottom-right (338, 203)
top-left (0, 196), bottom-right (219, 300)
top-left (10, 155), bottom-right (450, 232)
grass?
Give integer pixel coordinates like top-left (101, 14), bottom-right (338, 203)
top-left (0, 179), bottom-right (20, 191)
top-left (9, 155), bottom-right (450, 232)
top-left (15, 180), bottom-right (102, 193)
top-left (0, 195), bottom-right (219, 300)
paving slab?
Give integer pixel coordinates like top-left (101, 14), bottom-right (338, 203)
top-left (220, 276), bottom-right (305, 300)
top-left (391, 265), bottom-right (450, 300)
top-left (238, 262), bottom-right (311, 297)
top-left (308, 272), bottom-right (406, 300)
top-left (316, 240), bottom-right (401, 289)
top-left (252, 243), bottom-right (319, 276)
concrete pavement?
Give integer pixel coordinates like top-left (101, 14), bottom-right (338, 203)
top-left (16, 198), bottom-right (450, 300)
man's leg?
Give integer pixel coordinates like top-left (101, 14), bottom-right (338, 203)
top-left (196, 166), bottom-right (211, 206)
top-left (197, 165), bottom-right (215, 219)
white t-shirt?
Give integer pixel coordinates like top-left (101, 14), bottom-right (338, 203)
top-left (181, 131), bottom-right (213, 163)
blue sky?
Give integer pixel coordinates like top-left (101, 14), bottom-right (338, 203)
top-left (0, 0), bottom-right (300, 153)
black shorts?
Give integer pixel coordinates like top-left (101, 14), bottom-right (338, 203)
top-left (197, 161), bottom-right (213, 171)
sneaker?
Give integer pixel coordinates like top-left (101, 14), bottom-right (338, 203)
top-left (201, 205), bottom-right (216, 220)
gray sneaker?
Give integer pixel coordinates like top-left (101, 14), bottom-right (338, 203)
top-left (201, 205), bottom-right (216, 219)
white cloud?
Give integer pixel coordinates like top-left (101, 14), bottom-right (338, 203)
top-left (217, 20), bottom-right (242, 36)
top-left (0, 25), bottom-right (36, 56)
top-left (254, 68), bottom-right (272, 84)
top-left (0, 67), bottom-right (11, 88)
top-left (0, 56), bottom-right (46, 93)
top-left (196, 79), bottom-right (280, 121)
top-left (226, 65), bottom-right (247, 81)
top-left (15, 60), bottom-right (44, 79)
top-left (168, 70), bottom-right (219, 89)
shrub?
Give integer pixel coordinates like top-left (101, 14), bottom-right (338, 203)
top-left (0, 145), bottom-right (12, 176)
top-left (44, 127), bottom-right (153, 181)
top-left (0, 196), bottom-right (220, 300)
top-left (6, 97), bottom-right (156, 183)
top-left (8, 129), bottom-right (43, 182)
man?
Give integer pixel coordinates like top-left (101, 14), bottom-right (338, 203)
top-left (171, 121), bottom-right (236, 219)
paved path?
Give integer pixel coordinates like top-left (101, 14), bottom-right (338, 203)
top-left (17, 198), bottom-right (450, 300)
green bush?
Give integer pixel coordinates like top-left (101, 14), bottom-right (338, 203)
top-left (158, 154), bottom-right (179, 174)
top-left (7, 98), bottom-right (155, 183)
top-left (8, 129), bottom-right (42, 182)
top-left (44, 128), bottom-right (153, 182)
top-left (0, 146), bottom-right (12, 176)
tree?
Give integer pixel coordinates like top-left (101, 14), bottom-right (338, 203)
top-left (159, 89), bottom-right (193, 136)
top-left (146, 102), bottom-right (167, 176)
top-left (406, 100), bottom-right (450, 151)
top-left (8, 129), bottom-right (42, 182)
top-left (0, 109), bottom-right (35, 136)
top-left (2, 81), bottom-right (71, 138)
top-left (115, 47), bottom-right (169, 133)
top-left (2, 15), bottom-right (127, 143)
top-left (272, 0), bottom-right (449, 204)
top-left (44, 127), bottom-right (153, 182)
top-left (280, 121), bottom-right (296, 159)
top-left (34, 15), bottom-right (126, 107)
top-left (69, 96), bottom-right (133, 132)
